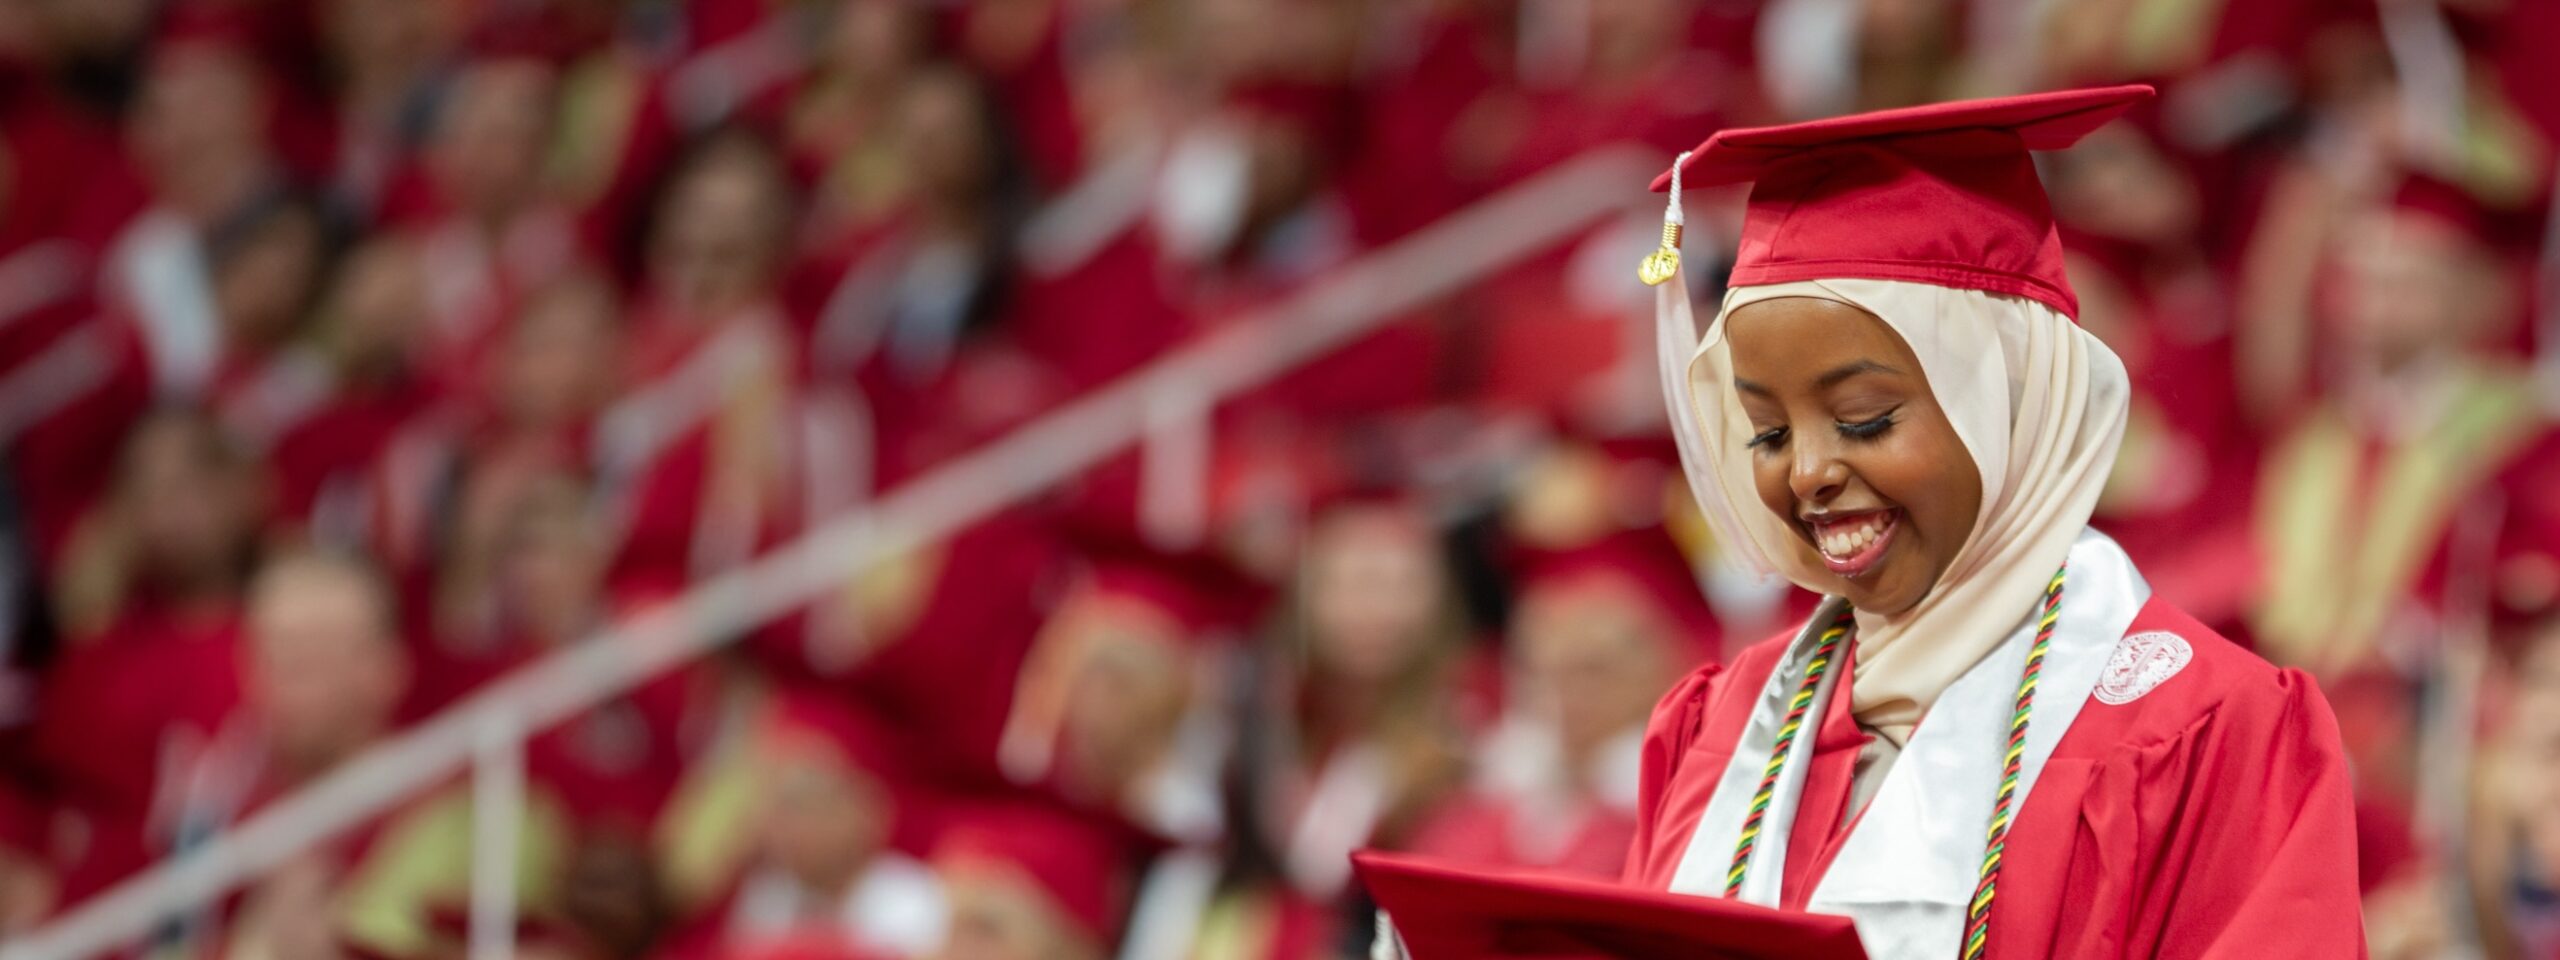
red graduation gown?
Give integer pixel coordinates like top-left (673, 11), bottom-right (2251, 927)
top-left (1621, 598), bottom-right (2366, 958)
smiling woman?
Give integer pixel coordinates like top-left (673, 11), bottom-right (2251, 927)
top-left (1604, 85), bottom-right (2368, 960)
top-left (1726, 297), bottom-right (1980, 615)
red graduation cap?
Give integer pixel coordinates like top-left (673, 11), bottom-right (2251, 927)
top-left (760, 693), bottom-right (909, 784)
top-left (1355, 851), bottom-right (1867, 959)
top-left (1051, 518), bottom-right (1270, 648)
top-left (1653, 85), bottom-right (2154, 319)
top-left (936, 804), bottom-right (1137, 949)
top-left (1514, 530), bottom-right (1721, 661)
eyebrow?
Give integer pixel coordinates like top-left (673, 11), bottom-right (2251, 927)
top-left (1732, 359), bottom-right (1904, 397)
top-left (1816, 359), bottom-right (1904, 389)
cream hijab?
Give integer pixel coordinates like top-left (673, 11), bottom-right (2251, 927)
top-left (1657, 275), bottom-right (2131, 744)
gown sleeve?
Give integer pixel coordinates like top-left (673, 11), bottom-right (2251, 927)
top-left (2147, 668), bottom-right (2367, 959)
top-left (1622, 663), bottom-right (1725, 884)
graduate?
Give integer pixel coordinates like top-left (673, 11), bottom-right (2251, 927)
top-left (32, 410), bottom-right (261, 901)
top-left (166, 550), bottom-right (567, 960)
top-left (655, 695), bottom-right (944, 960)
top-left (1409, 531), bottom-right (1717, 880)
top-left (1615, 85), bottom-right (2365, 958)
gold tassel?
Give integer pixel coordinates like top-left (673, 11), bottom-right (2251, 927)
top-left (1638, 151), bottom-right (1691, 286)
top-left (1638, 220), bottom-right (1683, 286)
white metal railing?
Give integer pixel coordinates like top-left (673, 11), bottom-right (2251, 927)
top-left (3, 145), bottom-right (1663, 960)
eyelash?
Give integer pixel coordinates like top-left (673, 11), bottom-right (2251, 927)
top-left (1745, 409), bottom-right (1899, 451)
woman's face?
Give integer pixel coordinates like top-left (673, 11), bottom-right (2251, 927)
top-left (1515, 577), bottom-right (1677, 757)
top-left (896, 70), bottom-right (994, 210)
top-left (826, 0), bottom-right (925, 85)
top-left (935, 863), bottom-right (1100, 960)
top-left (1052, 605), bottom-right (1191, 799)
top-left (757, 750), bottom-right (888, 892)
top-left (1724, 297), bottom-right (1981, 616)
top-left (648, 143), bottom-right (787, 312)
top-left (120, 417), bottom-right (255, 585)
top-left (430, 57), bottom-right (555, 220)
top-left (326, 240), bottom-right (427, 373)
top-left (499, 483), bottom-right (604, 645)
top-left (213, 206), bottom-right (325, 349)
top-left (499, 279), bottom-right (617, 429)
top-left (1303, 507), bottom-right (1446, 684)
top-left (2509, 630), bottom-right (2560, 877)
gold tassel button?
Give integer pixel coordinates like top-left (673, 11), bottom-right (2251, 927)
top-left (1638, 221), bottom-right (1683, 286)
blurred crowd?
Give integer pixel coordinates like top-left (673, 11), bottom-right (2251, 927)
top-left (0, 0), bottom-right (2552, 958)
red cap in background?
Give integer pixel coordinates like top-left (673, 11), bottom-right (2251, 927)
top-left (1513, 530), bottom-right (1721, 661)
top-left (759, 694), bottom-right (909, 787)
top-left (934, 803), bottom-right (1135, 949)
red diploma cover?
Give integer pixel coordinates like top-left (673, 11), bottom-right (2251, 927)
top-left (1354, 851), bottom-right (1869, 959)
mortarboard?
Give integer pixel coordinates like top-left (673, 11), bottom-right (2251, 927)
top-left (935, 803), bottom-right (1137, 948)
top-left (759, 694), bottom-right (910, 786)
top-left (1052, 518), bottom-right (1270, 647)
top-left (1512, 529), bottom-right (1720, 659)
top-left (1645, 85), bottom-right (2155, 319)
top-left (1356, 850), bottom-right (1867, 960)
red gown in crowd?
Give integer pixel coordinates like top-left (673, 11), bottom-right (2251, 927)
top-left (30, 605), bottom-right (243, 901)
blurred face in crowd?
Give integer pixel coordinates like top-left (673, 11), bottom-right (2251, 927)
top-left (1585, 0), bottom-right (1685, 79)
top-left (499, 276), bottom-right (618, 431)
top-left (1858, 0), bottom-right (1956, 60)
top-left (2334, 206), bottom-right (2512, 374)
top-left (2044, 126), bottom-right (2199, 249)
top-left (118, 413), bottom-right (259, 593)
top-left (824, 0), bottom-right (927, 85)
top-left (211, 200), bottom-right (328, 352)
top-left (129, 44), bottom-right (270, 216)
top-left (2507, 629), bottom-right (2560, 879)
top-left (244, 556), bottom-right (408, 774)
top-left (1854, 0), bottom-right (1959, 108)
top-left (935, 861), bottom-right (1102, 960)
top-left (757, 740), bottom-right (891, 895)
top-left (498, 476), bottom-right (603, 645)
top-left (1302, 505), bottom-right (1447, 686)
top-left (26, 0), bottom-right (155, 62)
top-left (896, 68), bottom-right (997, 215)
top-left (0, 842), bottom-right (54, 938)
top-left (323, 0), bottom-right (458, 89)
top-left (1050, 599), bottom-right (1192, 801)
top-left (1726, 298), bottom-right (1982, 616)
top-left (322, 238), bottom-right (428, 378)
top-left (1171, 0), bottom-right (1270, 90)
top-left (647, 137), bottom-right (789, 314)
top-left (431, 57), bottom-right (558, 224)
top-left (1514, 576), bottom-right (1681, 759)
top-left (557, 832), bottom-right (665, 960)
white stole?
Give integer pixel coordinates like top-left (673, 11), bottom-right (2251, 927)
top-left (1666, 529), bottom-right (2150, 958)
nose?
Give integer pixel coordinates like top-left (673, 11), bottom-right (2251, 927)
top-left (1789, 435), bottom-right (1849, 507)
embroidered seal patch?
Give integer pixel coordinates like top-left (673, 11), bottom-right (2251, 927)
top-left (2095, 631), bottom-right (2192, 705)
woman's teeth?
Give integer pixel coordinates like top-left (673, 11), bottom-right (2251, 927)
top-left (1807, 510), bottom-right (1898, 576)
top-left (1815, 513), bottom-right (1888, 559)
top-left (1819, 524), bottom-right (1876, 558)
